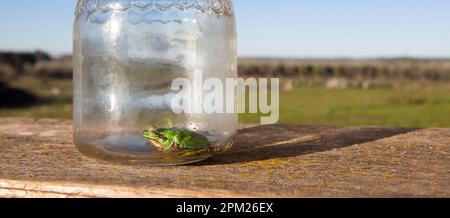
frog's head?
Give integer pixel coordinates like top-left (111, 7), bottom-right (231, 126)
top-left (143, 127), bottom-right (171, 150)
top-left (143, 129), bottom-right (158, 140)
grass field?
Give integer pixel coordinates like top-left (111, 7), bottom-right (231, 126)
top-left (0, 76), bottom-right (72, 119)
top-left (1, 76), bottom-right (449, 128)
top-left (240, 83), bottom-right (450, 128)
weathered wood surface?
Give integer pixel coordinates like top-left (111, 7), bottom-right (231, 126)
top-left (0, 118), bottom-right (448, 198)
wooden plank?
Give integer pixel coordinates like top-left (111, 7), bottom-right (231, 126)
top-left (0, 118), bottom-right (449, 198)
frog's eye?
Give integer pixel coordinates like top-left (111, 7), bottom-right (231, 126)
top-left (155, 131), bottom-right (168, 140)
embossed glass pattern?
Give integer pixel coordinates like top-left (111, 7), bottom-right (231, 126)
top-left (73, 0), bottom-right (237, 165)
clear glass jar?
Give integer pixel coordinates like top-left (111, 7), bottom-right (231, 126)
top-left (73, 0), bottom-right (237, 165)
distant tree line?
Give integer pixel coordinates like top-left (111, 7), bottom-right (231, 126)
top-left (1, 52), bottom-right (450, 82)
top-left (0, 51), bottom-right (72, 81)
top-left (238, 59), bottom-right (450, 81)
top-left (0, 51), bottom-right (50, 75)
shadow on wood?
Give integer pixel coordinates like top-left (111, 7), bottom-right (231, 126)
top-left (201, 125), bottom-right (418, 165)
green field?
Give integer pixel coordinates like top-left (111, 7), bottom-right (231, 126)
top-left (0, 77), bottom-right (73, 119)
top-left (1, 77), bottom-right (449, 128)
top-left (240, 83), bottom-right (450, 127)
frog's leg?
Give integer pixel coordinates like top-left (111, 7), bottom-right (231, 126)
top-left (171, 132), bottom-right (185, 150)
top-left (161, 138), bottom-right (176, 151)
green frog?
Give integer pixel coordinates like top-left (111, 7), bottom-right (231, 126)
top-left (143, 127), bottom-right (211, 152)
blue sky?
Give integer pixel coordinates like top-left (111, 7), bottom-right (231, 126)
top-left (0, 0), bottom-right (449, 58)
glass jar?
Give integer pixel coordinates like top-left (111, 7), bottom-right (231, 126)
top-left (73, 0), bottom-right (237, 165)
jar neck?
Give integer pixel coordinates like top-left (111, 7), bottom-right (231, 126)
top-left (76, 0), bottom-right (233, 17)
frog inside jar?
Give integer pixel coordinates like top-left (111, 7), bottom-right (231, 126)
top-left (143, 127), bottom-right (212, 157)
top-left (73, 0), bottom-right (238, 165)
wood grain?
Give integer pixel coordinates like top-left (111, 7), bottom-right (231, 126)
top-left (0, 118), bottom-right (448, 198)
